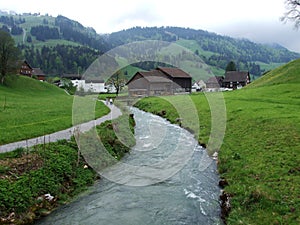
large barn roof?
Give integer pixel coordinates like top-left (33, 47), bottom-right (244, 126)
top-left (137, 71), bottom-right (172, 83)
top-left (157, 67), bottom-right (191, 78)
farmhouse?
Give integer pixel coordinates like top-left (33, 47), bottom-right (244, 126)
top-left (205, 76), bottom-right (224, 91)
top-left (19, 60), bottom-right (46, 81)
top-left (19, 60), bottom-right (33, 77)
top-left (223, 71), bottom-right (251, 89)
top-left (126, 67), bottom-right (192, 96)
top-left (61, 74), bottom-right (113, 93)
top-left (32, 68), bottom-right (46, 81)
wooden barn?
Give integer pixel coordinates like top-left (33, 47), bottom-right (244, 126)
top-left (156, 67), bottom-right (192, 93)
top-left (126, 67), bottom-right (192, 97)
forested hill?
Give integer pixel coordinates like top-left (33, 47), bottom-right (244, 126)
top-left (0, 12), bottom-right (109, 75)
top-left (1, 11), bottom-right (300, 77)
top-left (108, 27), bottom-right (300, 76)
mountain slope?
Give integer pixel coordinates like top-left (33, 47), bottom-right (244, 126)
top-left (1, 11), bottom-right (299, 78)
top-left (108, 27), bottom-right (300, 76)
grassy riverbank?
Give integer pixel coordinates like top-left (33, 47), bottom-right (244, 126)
top-left (0, 113), bottom-right (135, 224)
top-left (134, 59), bottom-right (300, 224)
top-left (0, 76), bottom-right (110, 145)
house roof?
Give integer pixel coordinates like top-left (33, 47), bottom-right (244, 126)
top-left (61, 74), bottom-right (82, 80)
top-left (137, 71), bottom-right (172, 83)
top-left (32, 68), bottom-right (45, 76)
top-left (17, 60), bottom-right (33, 69)
top-left (156, 67), bottom-right (191, 78)
top-left (206, 76), bottom-right (224, 84)
top-left (224, 71), bottom-right (249, 82)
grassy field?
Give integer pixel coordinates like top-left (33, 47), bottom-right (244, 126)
top-left (0, 76), bottom-right (110, 145)
top-left (134, 59), bottom-right (300, 224)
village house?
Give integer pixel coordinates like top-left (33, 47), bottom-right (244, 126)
top-left (205, 76), bottom-right (224, 91)
top-left (61, 74), bottom-right (113, 93)
top-left (19, 60), bottom-right (33, 77)
top-left (126, 67), bottom-right (192, 97)
top-left (32, 68), bottom-right (46, 81)
top-left (19, 60), bottom-right (46, 81)
top-left (223, 71), bottom-right (251, 89)
top-left (192, 80), bottom-right (206, 92)
top-left (205, 71), bottom-right (251, 91)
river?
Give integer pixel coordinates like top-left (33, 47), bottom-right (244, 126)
top-left (36, 108), bottom-right (221, 225)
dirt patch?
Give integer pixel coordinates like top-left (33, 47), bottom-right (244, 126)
top-left (0, 153), bottom-right (44, 180)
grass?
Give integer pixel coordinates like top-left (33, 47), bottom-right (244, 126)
top-left (134, 58), bottom-right (300, 224)
top-left (0, 111), bottom-right (136, 224)
top-left (0, 139), bottom-right (98, 224)
top-left (0, 76), bottom-right (110, 145)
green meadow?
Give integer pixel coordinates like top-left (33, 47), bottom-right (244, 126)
top-left (0, 76), bottom-right (110, 145)
top-left (134, 59), bottom-right (300, 224)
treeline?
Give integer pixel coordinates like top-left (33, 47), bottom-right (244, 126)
top-left (202, 54), bottom-right (262, 76)
top-left (0, 15), bottom-right (25, 35)
top-left (19, 44), bottom-right (101, 75)
top-left (55, 15), bottom-right (108, 52)
top-left (109, 26), bottom-right (177, 47)
top-left (30, 25), bottom-right (59, 41)
top-left (0, 15), bottom-right (25, 26)
top-left (108, 26), bottom-right (300, 75)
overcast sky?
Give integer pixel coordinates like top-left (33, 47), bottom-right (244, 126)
top-left (1, 0), bottom-right (299, 52)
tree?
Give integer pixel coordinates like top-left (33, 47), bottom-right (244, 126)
top-left (107, 71), bottom-right (127, 96)
top-left (225, 61), bottom-right (237, 71)
top-left (281, 0), bottom-right (300, 29)
top-left (0, 31), bottom-right (20, 84)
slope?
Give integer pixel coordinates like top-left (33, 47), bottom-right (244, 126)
top-left (108, 27), bottom-right (300, 77)
top-left (0, 76), bottom-right (109, 145)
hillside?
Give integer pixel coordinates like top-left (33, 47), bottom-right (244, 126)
top-left (0, 76), bottom-right (109, 144)
top-left (1, 11), bottom-right (300, 78)
top-left (108, 27), bottom-right (300, 77)
top-left (0, 12), bottom-right (108, 75)
top-left (134, 59), bottom-right (300, 224)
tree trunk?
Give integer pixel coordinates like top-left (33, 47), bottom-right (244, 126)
top-left (1, 76), bottom-right (4, 85)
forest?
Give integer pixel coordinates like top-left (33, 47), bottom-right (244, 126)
top-left (1, 13), bottom-right (300, 77)
top-left (19, 44), bottom-right (101, 75)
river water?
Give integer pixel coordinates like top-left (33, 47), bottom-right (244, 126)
top-left (36, 108), bottom-right (221, 225)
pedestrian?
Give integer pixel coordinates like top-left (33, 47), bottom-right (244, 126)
top-left (110, 98), bottom-right (113, 105)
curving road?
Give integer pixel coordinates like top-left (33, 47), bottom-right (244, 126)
top-left (0, 102), bottom-right (121, 153)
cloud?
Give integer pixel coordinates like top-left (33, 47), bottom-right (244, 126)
top-left (111, 2), bottom-right (161, 30)
top-left (212, 20), bottom-right (300, 53)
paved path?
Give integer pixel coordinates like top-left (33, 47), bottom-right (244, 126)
top-left (0, 103), bottom-right (122, 153)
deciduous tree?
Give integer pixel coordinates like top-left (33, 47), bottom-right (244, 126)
top-left (281, 0), bottom-right (300, 29)
top-left (107, 71), bottom-right (127, 96)
top-left (0, 31), bottom-right (20, 84)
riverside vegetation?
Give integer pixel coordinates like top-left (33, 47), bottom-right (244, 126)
top-left (134, 59), bottom-right (300, 224)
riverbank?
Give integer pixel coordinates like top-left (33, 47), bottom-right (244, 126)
top-left (134, 59), bottom-right (300, 224)
top-left (0, 113), bottom-right (136, 224)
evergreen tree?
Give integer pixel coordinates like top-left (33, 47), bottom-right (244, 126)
top-left (226, 61), bottom-right (237, 71)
